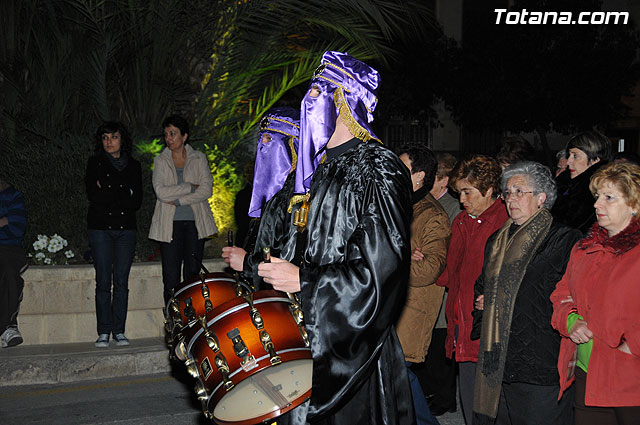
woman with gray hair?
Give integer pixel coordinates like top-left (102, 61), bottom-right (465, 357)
top-left (470, 161), bottom-right (582, 425)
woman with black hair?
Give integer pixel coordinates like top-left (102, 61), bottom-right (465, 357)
top-left (85, 121), bottom-right (142, 348)
top-left (148, 115), bottom-right (217, 304)
top-left (552, 130), bottom-right (611, 234)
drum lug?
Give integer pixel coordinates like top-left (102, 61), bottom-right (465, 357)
top-left (227, 328), bottom-right (258, 371)
top-left (169, 297), bottom-right (180, 315)
top-left (194, 380), bottom-right (208, 401)
top-left (214, 353), bottom-right (235, 391)
top-left (199, 316), bottom-right (220, 352)
top-left (288, 295), bottom-right (310, 347)
top-left (202, 407), bottom-right (213, 420)
top-left (174, 337), bottom-right (189, 361)
top-left (201, 284), bottom-right (213, 313)
top-left (298, 325), bottom-right (310, 348)
top-left (259, 329), bottom-right (282, 365)
top-left (242, 292), bottom-right (265, 331)
top-left (185, 358), bottom-right (199, 378)
top-left (250, 307), bottom-right (264, 330)
top-left (288, 303), bottom-right (304, 326)
top-left (184, 297), bottom-right (196, 323)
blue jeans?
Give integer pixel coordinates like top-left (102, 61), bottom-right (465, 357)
top-left (159, 221), bottom-right (205, 304)
top-left (407, 362), bottom-right (440, 425)
top-left (88, 229), bottom-right (136, 336)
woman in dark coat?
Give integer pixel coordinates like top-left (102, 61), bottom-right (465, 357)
top-left (85, 122), bottom-right (142, 348)
top-left (471, 161), bottom-right (581, 425)
top-left (552, 131), bottom-right (611, 234)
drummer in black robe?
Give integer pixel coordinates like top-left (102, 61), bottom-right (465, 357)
top-left (222, 107), bottom-right (300, 290)
top-left (258, 51), bottom-right (416, 425)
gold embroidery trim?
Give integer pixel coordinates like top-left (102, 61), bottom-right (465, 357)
top-left (288, 136), bottom-right (298, 173)
top-left (263, 128), bottom-right (298, 139)
top-left (333, 88), bottom-right (381, 144)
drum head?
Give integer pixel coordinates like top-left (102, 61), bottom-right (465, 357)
top-left (212, 359), bottom-right (312, 423)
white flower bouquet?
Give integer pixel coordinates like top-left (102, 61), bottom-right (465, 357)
top-left (30, 234), bottom-right (75, 265)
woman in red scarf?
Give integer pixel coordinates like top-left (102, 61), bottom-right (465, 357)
top-left (551, 161), bottom-right (640, 425)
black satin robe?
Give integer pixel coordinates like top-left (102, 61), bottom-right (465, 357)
top-left (242, 171), bottom-right (299, 290)
top-left (298, 139), bottom-right (415, 424)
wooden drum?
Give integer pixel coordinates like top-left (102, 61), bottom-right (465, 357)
top-left (181, 290), bottom-right (312, 425)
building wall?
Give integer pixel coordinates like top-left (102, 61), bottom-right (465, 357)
top-left (18, 259), bottom-right (227, 345)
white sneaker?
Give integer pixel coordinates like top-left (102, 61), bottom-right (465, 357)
top-left (113, 333), bottom-right (130, 346)
top-left (95, 333), bottom-right (110, 348)
top-left (1, 327), bottom-right (23, 348)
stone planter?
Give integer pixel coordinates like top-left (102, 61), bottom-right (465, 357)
top-left (18, 259), bottom-right (226, 345)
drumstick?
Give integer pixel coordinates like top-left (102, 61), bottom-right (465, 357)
top-left (227, 230), bottom-right (234, 247)
top-left (250, 373), bottom-right (290, 409)
top-left (263, 247), bottom-right (271, 263)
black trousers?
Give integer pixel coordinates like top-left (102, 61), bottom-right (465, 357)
top-left (575, 368), bottom-right (640, 425)
top-left (0, 245), bottom-right (27, 333)
top-left (159, 221), bottom-right (205, 304)
top-left (416, 328), bottom-right (457, 410)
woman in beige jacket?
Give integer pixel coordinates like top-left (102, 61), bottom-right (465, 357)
top-left (149, 115), bottom-right (217, 303)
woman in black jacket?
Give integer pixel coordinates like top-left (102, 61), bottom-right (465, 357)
top-left (471, 161), bottom-right (581, 425)
top-left (85, 122), bottom-right (142, 348)
top-left (552, 131), bottom-right (611, 234)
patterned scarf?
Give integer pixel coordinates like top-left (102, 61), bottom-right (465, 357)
top-left (473, 208), bottom-right (553, 424)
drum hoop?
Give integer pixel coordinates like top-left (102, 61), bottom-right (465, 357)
top-left (186, 296), bottom-right (292, 354)
top-left (165, 277), bottom-right (237, 317)
top-left (173, 278), bottom-right (236, 297)
top-left (207, 348), bottom-right (313, 401)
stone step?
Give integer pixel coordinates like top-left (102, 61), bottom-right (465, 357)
top-left (0, 337), bottom-right (171, 387)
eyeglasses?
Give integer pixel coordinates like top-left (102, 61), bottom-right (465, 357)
top-left (501, 189), bottom-right (534, 200)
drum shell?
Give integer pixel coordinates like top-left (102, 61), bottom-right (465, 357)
top-left (185, 290), bottom-right (312, 424)
top-left (166, 272), bottom-right (238, 335)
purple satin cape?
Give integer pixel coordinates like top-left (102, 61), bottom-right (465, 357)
top-left (248, 107), bottom-right (300, 217)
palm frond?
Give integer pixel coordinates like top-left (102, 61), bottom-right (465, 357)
top-left (195, 0), bottom-right (434, 157)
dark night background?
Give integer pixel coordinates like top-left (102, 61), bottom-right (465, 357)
top-left (1, 0), bottom-right (639, 261)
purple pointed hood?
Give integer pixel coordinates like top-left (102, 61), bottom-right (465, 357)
top-left (294, 51), bottom-right (381, 195)
top-left (248, 106), bottom-right (300, 217)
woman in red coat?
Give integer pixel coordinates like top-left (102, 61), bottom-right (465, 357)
top-left (436, 155), bottom-right (508, 425)
top-left (551, 161), bottom-right (640, 425)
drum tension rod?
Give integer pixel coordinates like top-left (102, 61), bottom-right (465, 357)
top-left (214, 353), bottom-right (235, 391)
top-left (197, 263), bottom-right (214, 313)
top-left (287, 294), bottom-right (310, 348)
